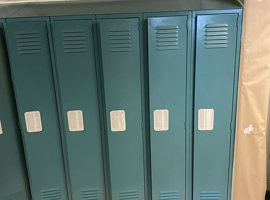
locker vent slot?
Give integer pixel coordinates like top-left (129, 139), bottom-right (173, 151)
top-left (41, 188), bottom-right (61, 200)
top-left (63, 30), bottom-right (87, 53)
top-left (119, 190), bottom-right (138, 200)
top-left (155, 25), bottom-right (179, 51)
top-left (205, 24), bottom-right (228, 49)
top-left (109, 28), bottom-right (132, 52)
top-left (200, 191), bottom-right (220, 200)
top-left (16, 32), bottom-right (42, 54)
top-left (159, 190), bottom-right (180, 200)
top-left (80, 189), bottom-right (99, 200)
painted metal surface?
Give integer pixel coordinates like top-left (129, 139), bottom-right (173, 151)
top-left (0, 22), bottom-right (30, 200)
top-left (0, 7), bottom-right (242, 200)
top-left (5, 18), bottom-right (68, 200)
top-left (147, 16), bottom-right (188, 200)
top-left (0, 0), bottom-right (241, 18)
top-left (193, 13), bottom-right (239, 200)
top-left (51, 17), bottom-right (106, 200)
top-left (99, 17), bottom-right (146, 200)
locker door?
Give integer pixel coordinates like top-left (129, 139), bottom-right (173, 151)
top-left (193, 14), bottom-right (239, 200)
top-left (148, 16), bottom-right (187, 200)
top-left (99, 18), bottom-right (145, 200)
top-left (0, 23), bottom-right (30, 200)
top-left (5, 20), bottom-right (68, 200)
top-left (51, 19), bottom-right (105, 200)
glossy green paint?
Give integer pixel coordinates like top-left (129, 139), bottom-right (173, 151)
top-left (193, 13), bottom-right (240, 200)
top-left (1, 4), bottom-right (242, 200)
top-left (98, 17), bottom-right (146, 200)
top-left (50, 17), bottom-right (106, 200)
top-left (147, 15), bottom-right (188, 200)
top-left (5, 18), bottom-right (68, 200)
top-left (0, 22), bottom-right (30, 200)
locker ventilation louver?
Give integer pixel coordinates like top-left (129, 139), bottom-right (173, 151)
top-left (63, 30), bottom-right (87, 53)
top-left (80, 189), bottom-right (99, 200)
top-left (119, 190), bottom-right (138, 200)
top-left (205, 24), bottom-right (228, 49)
top-left (200, 191), bottom-right (220, 200)
top-left (159, 190), bottom-right (180, 200)
top-left (109, 28), bottom-right (132, 52)
top-left (16, 32), bottom-right (42, 54)
top-left (155, 25), bottom-right (179, 51)
top-left (41, 188), bottom-right (61, 200)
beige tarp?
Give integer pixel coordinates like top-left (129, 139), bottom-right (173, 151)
top-left (232, 0), bottom-right (270, 199)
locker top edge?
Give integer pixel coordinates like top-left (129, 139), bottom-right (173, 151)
top-left (0, 0), bottom-right (242, 18)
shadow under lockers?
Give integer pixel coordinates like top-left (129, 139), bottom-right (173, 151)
top-left (3, 8), bottom-right (242, 200)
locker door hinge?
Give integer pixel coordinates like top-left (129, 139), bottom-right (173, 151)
top-left (138, 21), bottom-right (142, 33)
top-left (229, 121), bottom-right (233, 135)
top-left (10, 73), bottom-right (14, 84)
top-left (17, 121), bottom-right (21, 131)
top-left (236, 14), bottom-right (240, 28)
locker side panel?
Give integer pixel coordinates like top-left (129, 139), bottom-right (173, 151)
top-left (148, 16), bottom-right (187, 200)
top-left (51, 19), bottom-right (105, 200)
top-left (99, 18), bottom-right (145, 200)
top-left (193, 14), bottom-right (239, 200)
top-left (0, 23), bottom-right (30, 200)
top-left (5, 20), bottom-right (68, 200)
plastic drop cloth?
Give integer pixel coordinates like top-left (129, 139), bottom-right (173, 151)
top-left (232, 0), bottom-right (270, 199)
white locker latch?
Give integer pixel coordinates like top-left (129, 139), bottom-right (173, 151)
top-left (24, 111), bottom-right (43, 133)
top-left (110, 110), bottom-right (126, 132)
top-left (154, 109), bottom-right (169, 131)
top-left (198, 109), bottom-right (214, 131)
top-left (67, 110), bottom-right (84, 132)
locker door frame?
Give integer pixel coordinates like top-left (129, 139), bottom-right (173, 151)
top-left (144, 11), bottom-right (193, 200)
top-left (49, 14), bottom-right (109, 200)
top-left (192, 9), bottom-right (243, 200)
top-left (96, 13), bottom-right (148, 200)
top-left (3, 17), bottom-right (69, 200)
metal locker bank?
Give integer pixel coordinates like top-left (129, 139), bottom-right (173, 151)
top-left (0, 0), bottom-right (242, 200)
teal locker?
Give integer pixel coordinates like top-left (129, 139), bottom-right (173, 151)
top-left (193, 14), bottom-right (239, 200)
top-left (51, 18), bottom-right (106, 200)
top-left (0, 22), bottom-right (30, 200)
top-left (99, 18), bottom-right (146, 200)
top-left (148, 16), bottom-right (188, 200)
top-left (5, 19), bottom-right (68, 200)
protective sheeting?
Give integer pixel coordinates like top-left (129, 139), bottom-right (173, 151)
top-left (232, 0), bottom-right (270, 199)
